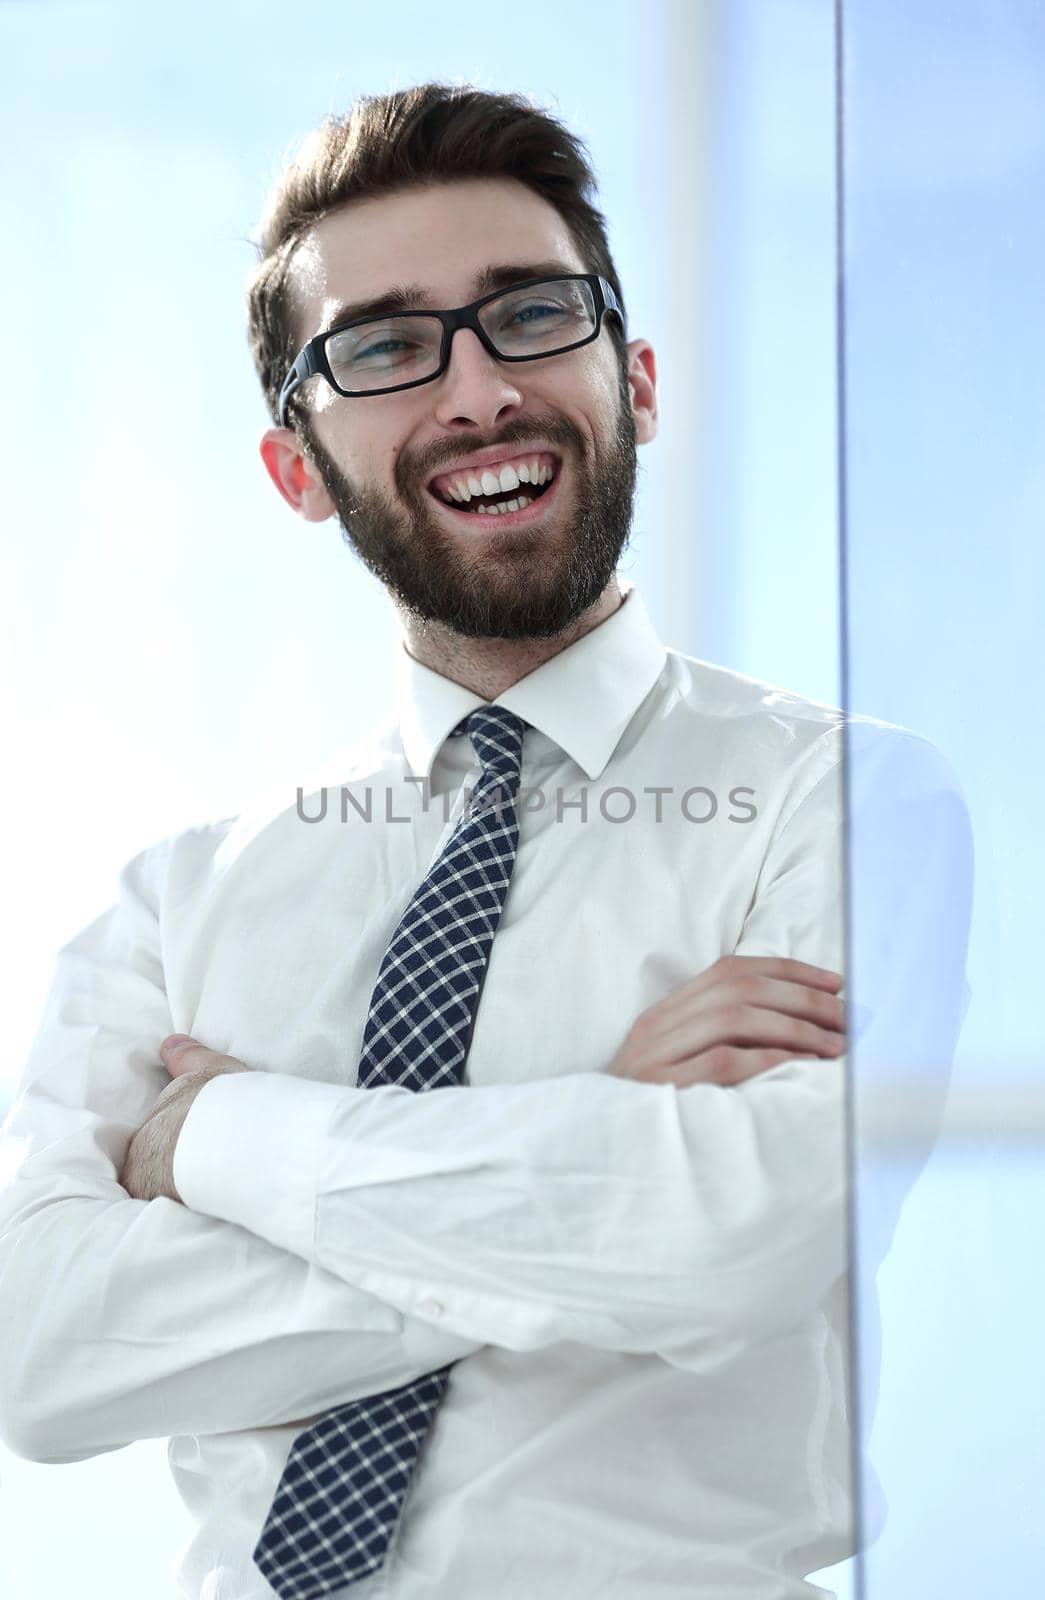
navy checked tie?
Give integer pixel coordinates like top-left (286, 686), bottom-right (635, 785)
top-left (253, 704), bottom-right (531, 1599)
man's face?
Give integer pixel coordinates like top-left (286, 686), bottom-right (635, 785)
top-left (279, 177), bottom-right (655, 641)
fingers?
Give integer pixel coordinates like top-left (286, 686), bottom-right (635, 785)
top-left (656, 1002), bottom-right (846, 1066)
top-left (714, 980), bottom-right (845, 1036)
top-left (638, 965), bottom-right (846, 1056)
top-left (749, 975), bottom-right (847, 1030)
top-left (652, 956), bottom-right (843, 1022)
top-left (159, 1035), bottom-right (239, 1079)
top-left (607, 956), bottom-right (849, 1089)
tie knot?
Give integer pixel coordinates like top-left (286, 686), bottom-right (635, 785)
top-left (452, 705), bottom-right (530, 779)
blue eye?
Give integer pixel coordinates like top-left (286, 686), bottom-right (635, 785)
top-left (501, 301), bottom-right (570, 332)
top-left (511, 303), bottom-right (561, 324)
top-left (356, 338), bottom-right (409, 361)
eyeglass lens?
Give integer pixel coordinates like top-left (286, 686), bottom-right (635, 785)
top-left (324, 278), bottom-right (598, 393)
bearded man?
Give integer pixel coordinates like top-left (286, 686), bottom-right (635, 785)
top-left (0, 81), bottom-right (972, 1600)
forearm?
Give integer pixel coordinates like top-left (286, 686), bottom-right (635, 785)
top-left (175, 726), bottom-right (971, 1367)
top-left (0, 836), bottom-right (479, 1465)
top-left (175, 1061), bottom-right (846, 1366)
top-left (0, 1178), bottom-right (477, 1464)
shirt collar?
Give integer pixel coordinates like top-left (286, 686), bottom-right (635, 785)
top-left (396, 582), bottom-right (668, 783)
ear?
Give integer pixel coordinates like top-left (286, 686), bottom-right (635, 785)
top-left (625, 340), bottom-right (658, 445)
top-left (259, 427), bottom-right (336, 522)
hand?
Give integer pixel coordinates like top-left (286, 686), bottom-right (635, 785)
top-left (119, 1035), bottom-right (252, 1203)
top-left (606, 955), bottom-right (846, 1089)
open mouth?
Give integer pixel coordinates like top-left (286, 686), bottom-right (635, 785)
top-left (425, 451), bottom-right (562, 528)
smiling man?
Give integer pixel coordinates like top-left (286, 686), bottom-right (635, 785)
top-left (262, 178), bottom-right (650, 670)
top-left (0, 81), bottom-right (973, 1600)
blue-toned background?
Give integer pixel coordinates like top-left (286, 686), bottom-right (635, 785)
top-left (841, 2), bottom-right (1045, 1595)
top-left (3, 1), bottom-right (1041, 1595)
top-left (0, 5), bottom-right (839, 1589)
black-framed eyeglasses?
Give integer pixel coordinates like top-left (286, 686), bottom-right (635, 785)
top-left (277, 273), bottom-right (626, 427)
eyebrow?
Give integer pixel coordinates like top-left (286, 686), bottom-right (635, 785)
top-left (321, 260), bottom-right (579, 332)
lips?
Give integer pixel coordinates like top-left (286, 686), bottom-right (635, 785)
top-left (425, 448), bottom-right (563, 503)
top-left (428, 461), bottom-right (564, 529)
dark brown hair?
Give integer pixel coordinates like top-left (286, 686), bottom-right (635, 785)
top-left (245, 81), bottom-right (628, 431)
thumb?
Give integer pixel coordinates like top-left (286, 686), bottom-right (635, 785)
top-left (160, 1034), bottom-right (216, 1078)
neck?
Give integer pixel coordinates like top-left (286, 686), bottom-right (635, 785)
top-left (398, 581), bottom-right (626, 701)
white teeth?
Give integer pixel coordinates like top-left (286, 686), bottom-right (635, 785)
top-left (436, 456), bottom-right (557, 506)
top-left (476, 497), bottom-right (529, 516)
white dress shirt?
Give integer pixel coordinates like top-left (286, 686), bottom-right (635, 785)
top-left (0, 582), bottom-right (973, 1599)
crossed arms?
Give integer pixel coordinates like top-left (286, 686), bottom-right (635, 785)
top-left (0, 726), bottom-right (973, 1464)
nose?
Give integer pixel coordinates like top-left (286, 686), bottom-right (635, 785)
top-left (432, 327), bottom-right (525, 432)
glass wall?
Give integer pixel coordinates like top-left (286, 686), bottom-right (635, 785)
top-left (842, 1), bottom-right (1045, 1593)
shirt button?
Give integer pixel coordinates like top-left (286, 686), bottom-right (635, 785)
top-left (419, 1297), bottom-right (446, 1319)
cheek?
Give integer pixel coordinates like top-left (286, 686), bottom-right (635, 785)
top-left (567, 348), bottom-right (624, 424)
top-left (312, 384), bottom-right (342, 421)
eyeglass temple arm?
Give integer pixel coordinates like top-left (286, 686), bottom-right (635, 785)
top-left (599, 277), bottom-right (627, 338)
top-left (278, 347), bottom-right (319, 429)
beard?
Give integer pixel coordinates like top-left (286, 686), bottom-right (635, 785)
top-left (293, 363), bottom-right (639, 642)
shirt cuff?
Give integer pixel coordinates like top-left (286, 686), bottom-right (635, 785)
top-left (173, 1071), bottom-right (350, 1257)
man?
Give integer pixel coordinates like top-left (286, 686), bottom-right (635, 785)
top-left (0, 82), bottom-right (972, 1599)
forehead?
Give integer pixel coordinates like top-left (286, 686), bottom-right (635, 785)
top-left (287, 177), bottom-right (587, 336)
